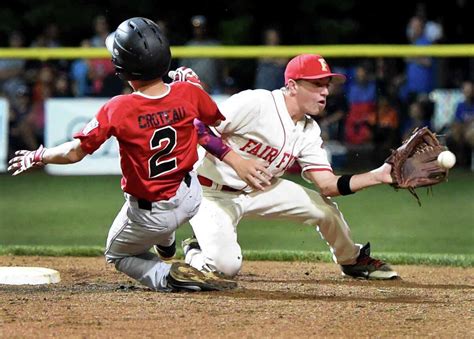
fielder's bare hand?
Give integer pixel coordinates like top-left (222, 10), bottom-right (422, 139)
top-left (370, 163), bottom-right (394, 184)
top-left (8, 145), bottom-right (46, 176)
top-left (223, 150), bottom-right (272, 191)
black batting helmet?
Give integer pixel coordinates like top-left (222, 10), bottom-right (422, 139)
top-left (106, 17), bottom-right (171, 81)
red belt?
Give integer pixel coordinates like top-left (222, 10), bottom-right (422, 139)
top-left (197, 175), bottom-right (240, 192)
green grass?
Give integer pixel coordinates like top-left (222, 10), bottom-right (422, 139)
top-left (0, 247), bottom-right (472, 267)
top-left (0, 169), bottom-right (473, 265)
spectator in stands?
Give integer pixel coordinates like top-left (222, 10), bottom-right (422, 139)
top-left (0, 31), bottom-right (26, 95)
top-left (70, 39), bottom-right (95, 96)
top-left (87, 57), bottom-right (115, 96)
top-left (154, 18), bottom-right (186, 46)
top-left (345, 64), bottom-right (377, 145)
top-left (155, 19), bottom-right (172, 43)
top-left (401, 98), bottom-right (432, 140)
top-left (180, 15), bottom-right (223, 94)
top-left (254, 28), bottom-right (287, 90)
top-left (30, 23), bottom-right (61, 47)
top-left (374, 58), bottom-right (400, 99)
top-left (53, 72), bottom-right (73, 97)
top-left (29, 63), bottom-right (57, 143)
top-left (407, 3), bottom-right (444, 44)
top-left (401, 16), bottom-right (434, 103)
top-left (70, 38), bottom-right (116, 97)
top-left (86, 16), bottom-right (116, 95)
top-left (370, 96), bottom-right (400, 163)
top-left (447, 80), bottom-right (474, 167)
top-left (6, 84), bottom-right (38, 158)
top-left (30, 23), bottom-right (70, 79)
top-left (90, 15), bottom-right (110, 47)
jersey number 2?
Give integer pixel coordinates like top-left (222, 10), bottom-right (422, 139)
top-left (149, 126), bottom-right (177, 178)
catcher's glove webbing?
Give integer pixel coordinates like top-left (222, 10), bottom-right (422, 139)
top-left (385, 127), bottom-right (448, 205)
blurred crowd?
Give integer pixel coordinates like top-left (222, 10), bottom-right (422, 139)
top-left (1, 9), bottom-right (473, 169)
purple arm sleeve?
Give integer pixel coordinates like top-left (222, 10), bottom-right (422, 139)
top-left (194, 119), bottom-right (231, 161)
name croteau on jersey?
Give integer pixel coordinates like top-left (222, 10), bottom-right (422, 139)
top-left (74, 82), bottom-right (225, 201)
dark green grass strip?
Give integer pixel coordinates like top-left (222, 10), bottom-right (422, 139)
top-left (1, 246), bottom-right (472, 267)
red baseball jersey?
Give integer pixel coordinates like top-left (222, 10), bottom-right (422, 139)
top-left (74, 82), bottom-right (225, 201)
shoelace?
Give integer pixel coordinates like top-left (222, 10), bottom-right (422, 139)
top-left (358, 256), bottom-right (385, 268)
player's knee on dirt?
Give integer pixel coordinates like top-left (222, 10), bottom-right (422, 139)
top-left (213, 255), bottom-right (242, 277)
top-left (207, 245), bottom-right (242, 277)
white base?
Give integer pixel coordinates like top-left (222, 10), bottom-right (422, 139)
top-left (0, 267), bottom-right (61, 285)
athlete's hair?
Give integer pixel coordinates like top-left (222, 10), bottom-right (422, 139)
top-left (106, 17), bottom-right (171, 81)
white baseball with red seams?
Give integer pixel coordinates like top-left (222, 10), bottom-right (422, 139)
top-left (437, 151), bottom-right (456, 169)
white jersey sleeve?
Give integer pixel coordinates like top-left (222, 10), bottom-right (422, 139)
top-left (297, 118), bottom-right (333, 182)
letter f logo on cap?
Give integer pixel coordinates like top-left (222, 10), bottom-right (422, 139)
top-left (318, 58), bottom-right (328, 71)
top-left (284, 54), bottom-right (346, 85)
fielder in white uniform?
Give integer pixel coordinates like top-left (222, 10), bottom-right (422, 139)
top-left (184, 54), bottom-right (399, 280)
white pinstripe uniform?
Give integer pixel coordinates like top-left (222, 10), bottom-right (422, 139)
top-left (186, 88), bottom-right (360, 277)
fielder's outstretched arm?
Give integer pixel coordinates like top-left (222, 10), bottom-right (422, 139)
top-left (306, 163), bottom-right (393, 197)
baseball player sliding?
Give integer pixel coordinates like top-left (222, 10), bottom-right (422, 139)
top-left (7, 17), bottom-right (237, 292)
top-left (179, 54), bottom-right (399, 280)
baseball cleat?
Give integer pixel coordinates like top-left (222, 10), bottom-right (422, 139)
top-left (181, 236), bottom-right (201, 255)
top-left (340, 243), bottom-right (399, 280)
top-left (153, 240), bottom-right (176, 261)
top-left (166, 262), bottom-right (236, 292)
top-left (181, 237), bottom-right (237, 289)
top-left (202, 271), bottom-right (238, 290)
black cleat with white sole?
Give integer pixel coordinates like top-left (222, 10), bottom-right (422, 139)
top-left (341, 243), bottom-right (399, 280)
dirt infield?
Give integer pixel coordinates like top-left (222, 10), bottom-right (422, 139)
top-left (0, 256), bottom-right (473, 338)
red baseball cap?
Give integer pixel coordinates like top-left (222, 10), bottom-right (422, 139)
top-left (284, 54), bottom-right (346, 85)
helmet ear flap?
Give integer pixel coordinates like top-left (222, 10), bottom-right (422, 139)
top-left (112, 64), bottom-right (128, 80)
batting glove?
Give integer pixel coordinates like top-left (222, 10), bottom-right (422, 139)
top-left (168, 66), bottom-right (203, 89)
top-left (8, 144), bottom-right (47, 176)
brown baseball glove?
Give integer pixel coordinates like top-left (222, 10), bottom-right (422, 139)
top-left (385, 127), bottom-right (448, 204)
